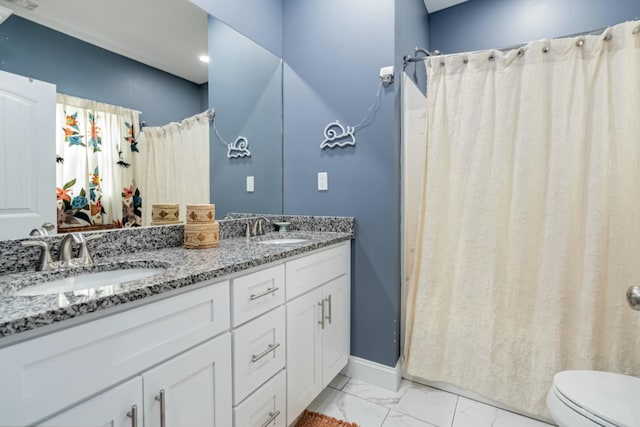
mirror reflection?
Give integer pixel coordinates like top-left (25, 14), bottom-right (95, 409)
top-left (0, 0), bottom-right (283, 239)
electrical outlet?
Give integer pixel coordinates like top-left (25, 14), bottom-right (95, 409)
top-left (246, 176), bottom-right (254, 192)
top-left (317, 172), bottom-right (328, 191)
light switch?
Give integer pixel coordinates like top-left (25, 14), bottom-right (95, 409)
top-left (246, 176), bottom-right (254, 192)
top-left (317, 172), bottom-right (328, 191)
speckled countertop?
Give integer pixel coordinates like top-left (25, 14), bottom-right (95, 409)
top-left (0, 231), bottom-right (352, 340)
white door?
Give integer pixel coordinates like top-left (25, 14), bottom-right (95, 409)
top-left (142, 334), bottom-right (232, 427)
top-left (321, 275), bottom-right (350, 387)
top-left (286, 288), bottom-right (323, 425)
top-left (37, 376), bottom-right (143, 427)
top-left (0, 70), bottom-right (56, 239)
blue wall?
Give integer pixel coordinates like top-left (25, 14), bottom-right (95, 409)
top-left (430, 0), bottom-right (640, 54)
top-left (208, 16), bottom-right (283, 216)
top-left (191, 0), bottom-right (283, 57)
top-left (283, 0), bottom-right (402, 367)
top-left (0, 15), bottom-right (203, 126)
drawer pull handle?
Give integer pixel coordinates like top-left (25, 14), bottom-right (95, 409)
top-left (252, 342), bottom-right (281, 363)
top-left (155, 389), bottom-right (166, 427)
top-left (250, 286), bottom-right (280, 301)
top-left (325, 295), bottom-right (332, 324)
top-left (318, 300), bottom-right (325, 329)
top-left (127, 404), bottom-right (138, 427)
top-left (260, 410), bottom-right (281, 427)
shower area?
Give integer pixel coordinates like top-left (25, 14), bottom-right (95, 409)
top-left (401, 19), bottom-right (640, 420)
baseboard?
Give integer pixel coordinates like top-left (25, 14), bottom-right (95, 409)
top-left (341, 356), bottom-right (402, 392)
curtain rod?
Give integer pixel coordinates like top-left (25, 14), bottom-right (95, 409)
top-left (402, 23), bottom-right (620, 69)
top-left (140, 108), bottom-right (214, 129)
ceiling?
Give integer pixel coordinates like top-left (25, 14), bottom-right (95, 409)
top-left (0, 0), bottom-right (209, 84)
top-left (0, 0), bottom-right (469, 84)
top-left (424, 0), bottom-right (469, 13)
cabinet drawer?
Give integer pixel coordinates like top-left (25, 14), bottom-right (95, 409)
top-left (286, 243), bottom-right (349, 300)
top-left (233, 306), bottom-right (285, 404)
top-left (233, 369), bottom-right (286, 427)
top-left (0, 279), bottom-right (230, 426)
top-left (232, 264), bottom-right (285, 327)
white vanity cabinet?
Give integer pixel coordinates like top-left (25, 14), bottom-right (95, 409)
top-left (0, 279), bottom-right (232, 426)
top-left (285, 243), bottom-right (351, 425)
top-left (37, 335), bottom-right (232, 427)
top-left (228, 241), bottom-right (351, 427)
top-left (0, 240), bottom-right (351, 427)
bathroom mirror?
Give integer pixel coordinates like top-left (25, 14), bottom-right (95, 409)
top-left (0, 0), bottom-right (283, 238)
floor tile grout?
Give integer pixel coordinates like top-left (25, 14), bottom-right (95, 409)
top-left (449, 395), bottom-right (460, 427)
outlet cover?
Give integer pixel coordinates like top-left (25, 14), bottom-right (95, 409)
top-left (317, 172), bottom-right (328, 191)
top-left (246, 176), bottom-right (254, 192)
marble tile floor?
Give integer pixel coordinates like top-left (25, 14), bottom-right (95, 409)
top-left (307, 375), bottom-right (555, 427)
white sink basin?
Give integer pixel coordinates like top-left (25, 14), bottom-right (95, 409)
top-left (258, 238), bottom-right (308, 245)
top-left (14, 268), bottom-right (164, 296)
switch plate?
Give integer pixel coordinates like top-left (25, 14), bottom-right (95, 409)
top-left (317, 172), bottom-right (328, 191)
top-left (246, 176), bottom-right (254, 192)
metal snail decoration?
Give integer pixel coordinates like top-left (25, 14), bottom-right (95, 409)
top-left (320, 121), bottom-right (356, 149)
top-left (211, 109), bottom-right (252, 159)
top-left (227, 136), bottom-right (251, 159)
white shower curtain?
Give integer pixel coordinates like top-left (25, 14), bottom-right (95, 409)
top-left (404, 20), bottom-right (640, 418)
top-left (135, 112), bottom-right (210, 225)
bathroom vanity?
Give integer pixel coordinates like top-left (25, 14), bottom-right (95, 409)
top-left (0, 224), bottom-right (352, 427)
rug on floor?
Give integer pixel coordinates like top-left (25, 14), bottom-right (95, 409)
top-left (294, 410), bottom-right (359, 427)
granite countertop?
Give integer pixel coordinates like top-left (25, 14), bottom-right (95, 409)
top-left (0, 231), bottom-right (352, 340)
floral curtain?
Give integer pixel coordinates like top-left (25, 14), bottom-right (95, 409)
top-left (55, 94), bottom-right (143, 229)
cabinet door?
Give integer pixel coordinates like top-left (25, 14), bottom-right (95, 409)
top-left (37, 377), bottom-right (142, 427)
top-left (143, 334), bottom-right (232, 427)
top-left (0, 70), bottom-right (56, 239)
top-left (286, 288), bottom-right (323, 425)
top-left (321, 275), bottom-right (350, 388)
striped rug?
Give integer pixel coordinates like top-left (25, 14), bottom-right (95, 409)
top-left (294, 410), bottom-right (359, 427)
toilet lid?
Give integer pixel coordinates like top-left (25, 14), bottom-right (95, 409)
top-left (553, 370), bottom-right (640, 427)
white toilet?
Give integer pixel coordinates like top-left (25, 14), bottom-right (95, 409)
top-left (547, 370), bottom-right (640, 427)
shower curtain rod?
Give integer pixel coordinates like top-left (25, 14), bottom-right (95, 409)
top-left (402, 24), bottom-right (614, 69)
top-left (140, 108), bottom-right (214, 129)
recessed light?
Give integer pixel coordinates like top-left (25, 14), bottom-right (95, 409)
top-left (199, 55), bottom-right (210, 64)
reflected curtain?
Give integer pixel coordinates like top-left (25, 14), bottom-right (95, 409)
top-left (56, 94), bottom-right (142, 229)
top-left (404, 20), bottom-right (640, 418)
top-left (135, 112), bottom-right (210, 225)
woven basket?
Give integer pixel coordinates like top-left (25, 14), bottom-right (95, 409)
top-left (186, 204), bottom-right (216, 223)
top-left (184, 221), bottom-right (219, 249)
top-left (151, 203), bottom-right (180, 224)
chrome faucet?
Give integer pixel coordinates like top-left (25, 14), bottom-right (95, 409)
top-left (61, 233), bottom-right (101, 266)
top-left (22, 232), bottom-right (101, 271)
top-left (245, 217), bottom-right (270, 237)
top-left (59, 233), bottom-right (82, 264)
